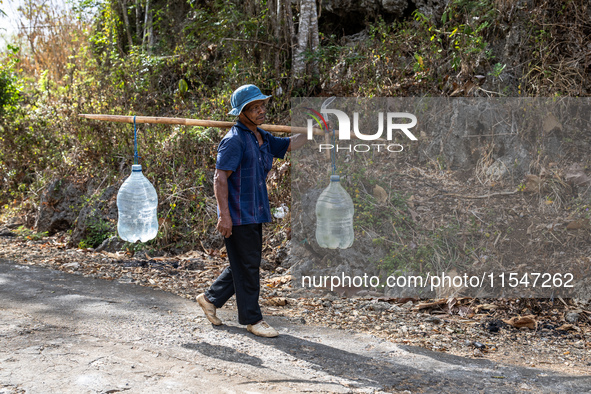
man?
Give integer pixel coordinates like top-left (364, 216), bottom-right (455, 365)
top-left (196, 84), bottom-right (306, 337)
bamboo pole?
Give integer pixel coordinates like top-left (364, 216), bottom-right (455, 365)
top-left (78, 113), bottom-right (387, 141)
top-left (78, 114), bottom-right (320, 136)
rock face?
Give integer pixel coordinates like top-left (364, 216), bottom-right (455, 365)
top-left (35, 179), bottom-right (85, 235)
top-left (413, 0), bottom-right (449, 18)
top-left (95, 235), bottom-right (126, 253)
top-left (381, 0), bottom-right (409, 14)
top-left (322, 0), bottom-right (409, 18)
top-left (415, 99), bottom-right (575, 180)
top-left (34, 177), bottom-right (121, 248)
top-left (68, 185), bottom-right (119, 248)
top-left (321, 0), bottom-right (449, 20)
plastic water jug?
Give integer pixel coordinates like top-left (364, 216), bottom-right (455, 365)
top-left (315, 175), bottom-right (354, 249)
top-left (117, 164), bottom-right (158, 242)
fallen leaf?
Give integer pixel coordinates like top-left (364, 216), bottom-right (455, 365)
top-left (151, 256), bottom-right (171, 261)
top-left (566, 219), bottom-right (590, 230)
top-left (503, 315), bottom-right (537, 330)
top-left (415, 299), bottom-right (447, 310)
top-left (543, 113), bottom-right (563, 134)
top-left (475, 303), bottom-right (499, 313)
top-left (557, 324), bottom-right (575, 331)
top-left (373, 185), bottom-right (388, 204)
top-left (524, 175), bottom-right (542, 192)
top-left (264, 297), bottom-right (287, 306)
top-left (266, 275), bottom-right (293, 288)
top-left (178, 250), bottom-right (207, 260)
top-left (103, 251), bottom-right (125, 259)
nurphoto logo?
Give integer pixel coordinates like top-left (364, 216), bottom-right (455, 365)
top-left (305, 108), bottom-right (418, 153)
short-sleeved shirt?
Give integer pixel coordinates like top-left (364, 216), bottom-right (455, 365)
top-left (216, 120), bottom-right (290, 225)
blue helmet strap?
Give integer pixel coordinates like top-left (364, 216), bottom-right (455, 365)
top-left (242, 111), bottom-right (262, 126)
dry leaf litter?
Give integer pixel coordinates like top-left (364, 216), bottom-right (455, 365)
top-left (0, 234), bottom-right (589, 378)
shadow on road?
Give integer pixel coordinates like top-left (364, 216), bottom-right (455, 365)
top-left (211, 325), bottom-right (483, 393)
top-left (182, 341), bottom-right (264, 367)
top-left (210, 323), bottom-right (591, 393)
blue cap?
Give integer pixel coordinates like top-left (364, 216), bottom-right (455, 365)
top-left (228, 84), bottom-right (271, 116)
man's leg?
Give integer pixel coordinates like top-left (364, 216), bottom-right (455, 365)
top-left (205, 266), bottom-right (235, 308)
top-left (224, 223), bottom-right (263, 325)
top-left (200, 245), bottom-right (239, 326)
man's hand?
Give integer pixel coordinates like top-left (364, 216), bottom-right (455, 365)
top-left (217, 215), bottom-right (233, 238)
top-left (287, 132), bottom-right (308, 152)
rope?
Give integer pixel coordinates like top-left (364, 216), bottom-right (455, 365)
top-left (331, 122), bottom-right (336, 175)
top-left (133, 116), bottom-right (139, 165)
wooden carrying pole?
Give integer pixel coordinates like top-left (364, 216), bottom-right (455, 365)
top-left (78, 114), bottom-right (322, 136)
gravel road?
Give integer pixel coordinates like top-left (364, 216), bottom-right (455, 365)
top-left (1, 260), bottom-right (589, 393)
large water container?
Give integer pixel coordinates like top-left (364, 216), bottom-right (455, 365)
top-left (117, 164), bottom-right (159, 242)
top-left (315, 175), bottom-right (354, 249)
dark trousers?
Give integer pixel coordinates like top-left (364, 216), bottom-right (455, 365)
top-left (205, 223), bottom-right (263, 325)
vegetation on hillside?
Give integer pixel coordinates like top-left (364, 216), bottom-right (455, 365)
top-left (0, 0), bottom-right (589, 253)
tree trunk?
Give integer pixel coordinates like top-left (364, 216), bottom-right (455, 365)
top-left (241, 0), bottom-right (256, 16)
top-left (292, 0), bottom-right (319, 80)
top-left (285, 0), bottom-right (296, 93)
top-left (135, 0), bottom-right (141, 42)
top-left (285, 1), bottom-right (295, 57)
top-left (118, 0), bottom-right (134, 49)
top-left (142, 0), bottom-right (153, 53)
top-left (270, 0), bottom-right (281, 79)
top-left (147, 11), bottom-right (154, 51)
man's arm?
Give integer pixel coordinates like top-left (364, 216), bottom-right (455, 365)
top-left (287, 132), bottom-right (307, 152)
top-left (213, 169), bottom-right (233, 238)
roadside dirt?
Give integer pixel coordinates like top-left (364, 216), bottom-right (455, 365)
top-left (1, 259), bottom-right (591, 393)
top-left (0, 233), bottom-right (589, 384)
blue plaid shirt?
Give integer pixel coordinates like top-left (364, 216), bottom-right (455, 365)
top-left (216, 121), bottom-right (290, 226)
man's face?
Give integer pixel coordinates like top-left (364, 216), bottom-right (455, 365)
top-left (242, 100), bottom-right (267, 125)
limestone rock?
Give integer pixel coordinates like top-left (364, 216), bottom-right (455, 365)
top-left (322, 0), bottom-right (409, 18)
top-left (95, 236), bottom-right (126, 253)
top-left (412, 0), bottom-right (449, 19)
top-left (35, 179), bottom-right (84, 235)
top-left (68, 185), bottom-right (119, 248)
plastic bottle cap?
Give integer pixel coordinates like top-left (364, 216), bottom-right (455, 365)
top-left (330, 175), bottom-right (340, 182)
top-left (132, 164), bottom-right (142, 172)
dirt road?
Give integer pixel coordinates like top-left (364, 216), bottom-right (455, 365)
top-left (1, 260), bottom-right (589, 393)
